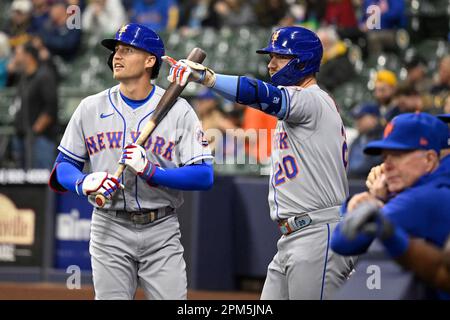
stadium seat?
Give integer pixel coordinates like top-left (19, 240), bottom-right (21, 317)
top-left (0, 88), bottom-right (15, 125)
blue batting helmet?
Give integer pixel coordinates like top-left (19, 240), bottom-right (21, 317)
top-left (101, 23), bottom-right (165, 79)
top-left (257, 26), bottom-right (323, 86)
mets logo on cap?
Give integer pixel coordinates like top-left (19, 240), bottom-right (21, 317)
top-left (419, 137), bottom-right (429, 147)
top-left (383, 121), bottom-right (394, 138)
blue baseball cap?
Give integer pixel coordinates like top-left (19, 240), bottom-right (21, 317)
top-left (352, 103), bottom-right (380, 119)
top-left (364, 112), bottom-right (448, 155)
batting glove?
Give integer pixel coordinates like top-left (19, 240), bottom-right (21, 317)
top-left (340, 201), bottom-right (394, 240)
top-left (162, 55), bottom-right (216, 87)
top-left (119, 143), bottom-right (156, 182)
top-left (75, 172), bottom-right (124, 200)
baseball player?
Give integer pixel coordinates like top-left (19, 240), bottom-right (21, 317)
top-left (48, 23), bottom-right (214, 300)
top-left (331, 112), bottom-right (450, 299)
top-left (163, 26), bottom-right (355, 300)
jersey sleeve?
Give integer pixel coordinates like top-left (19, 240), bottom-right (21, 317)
top-left (57, 100), bottom-right (89, 162)
top-left (176, 102), bottom-right (214, 166)
top-left (282, 86), bottom-right (323, 125)
top-left (382, 191), bottom-right (429, 236)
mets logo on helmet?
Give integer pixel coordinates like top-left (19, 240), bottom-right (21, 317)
top-left (271, 30), bottom-right (281, 46)
top-left (118, 24), bottom-right (128, 37)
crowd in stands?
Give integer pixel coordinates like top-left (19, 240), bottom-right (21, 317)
top-left (0, 0), bottom-right (449, 182)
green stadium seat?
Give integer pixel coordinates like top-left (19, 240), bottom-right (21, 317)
top-left (416, 40), bottom-right (449, 61)
top-left (0, 87), bottom-right (16, 125)
top-left (332, 80), bottom-right (372, 112)
top-left (416, 0), bottom-right (450, 16)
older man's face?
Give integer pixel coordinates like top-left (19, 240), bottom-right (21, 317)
top-left (382, 149), bottom-right (437, 193)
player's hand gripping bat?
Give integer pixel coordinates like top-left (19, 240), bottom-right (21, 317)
top-left (95, 47), bottom-right (207, 207)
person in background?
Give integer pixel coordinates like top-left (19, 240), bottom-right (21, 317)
top-left (404, 54), bottom-right (431, 94)
top-left (431, 55), bottom-right (450, 96)
top-left (192, 88), bottom-right (237, 154)
top-left (443, 95), bottom-right (450, 115)
top-left (394, 84), bottom-right (424, 114)
top-left (82, 0), bottom-right (127, 37)
top-left (0, 32), bottom-right (12, 88)
top-left (373, 69), bottom-right (399, 123)
top-left (37, 0), bottom-right (82, 61)
top-left (241, 103), bottom-right (277, 165)
top-left (359, 0), bottom-right (406, 55)
top-left (2, 0), bottom-right (34, 49)
top-left (178, 0), bottom-right (210, 31)
top-left (10, 42), bottom-right (58, 169)
top-left (316, 26), bottom-right (355, 92)
top-left (211, 0), bottom-right (256, 29)
top-left (254, 0), bottom-right (289, 28)
top-left (323, 0), bottom-right (357, 30)
top-left (31, 0), bottom-right (50, 32)
top-left (360, 0), bottom-right (406, 30)
top-left (347, 103), bottom-right (383, 179)
top-left (130, 0), bottom-right (179, 32)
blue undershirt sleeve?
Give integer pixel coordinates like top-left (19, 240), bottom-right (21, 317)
top-left (381, 226), bottom-right (410, 258)
top-left (56, 162), bottom-right (86, 194)
top-left (52, 152), bottom-right (86, 194)
top-left (330, 221), bottom-right (375, 256)
top-left (211, 74), bottom-right (239, 102)
top-left (151, 161), bottom-right (214, 191)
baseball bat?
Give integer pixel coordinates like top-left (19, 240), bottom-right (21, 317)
top-left (95, 47), bottom-right (207, 207)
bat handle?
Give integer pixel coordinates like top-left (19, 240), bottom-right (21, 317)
top-left (94, 163), bottom-right (126, 208)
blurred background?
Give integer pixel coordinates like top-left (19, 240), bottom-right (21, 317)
top-left (0, 0), bottom-right (449, 299)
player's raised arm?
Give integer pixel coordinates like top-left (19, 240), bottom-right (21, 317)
top-left (163, 27), bottom-right (324, 124)
top-left (162, 55), bottom-right (290, 119)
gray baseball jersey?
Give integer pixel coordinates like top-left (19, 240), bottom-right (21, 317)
top-left (268, 84), bottom-right (349, 221)
top-left (261, 84), bottom-right (354, 300)
top-left (58, 84), bottom-right (213, 210)
top-left (58, 84), bottom-right (212, 300)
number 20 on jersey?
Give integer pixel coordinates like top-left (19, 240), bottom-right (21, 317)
top-left (274, 155), bottom-right (299, 186)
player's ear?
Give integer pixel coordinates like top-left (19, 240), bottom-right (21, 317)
top-left (145, 54), bottom-right (156, 70)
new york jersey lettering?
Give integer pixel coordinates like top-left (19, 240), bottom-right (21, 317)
top-left (84, 131), bottom-right (174, 160)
